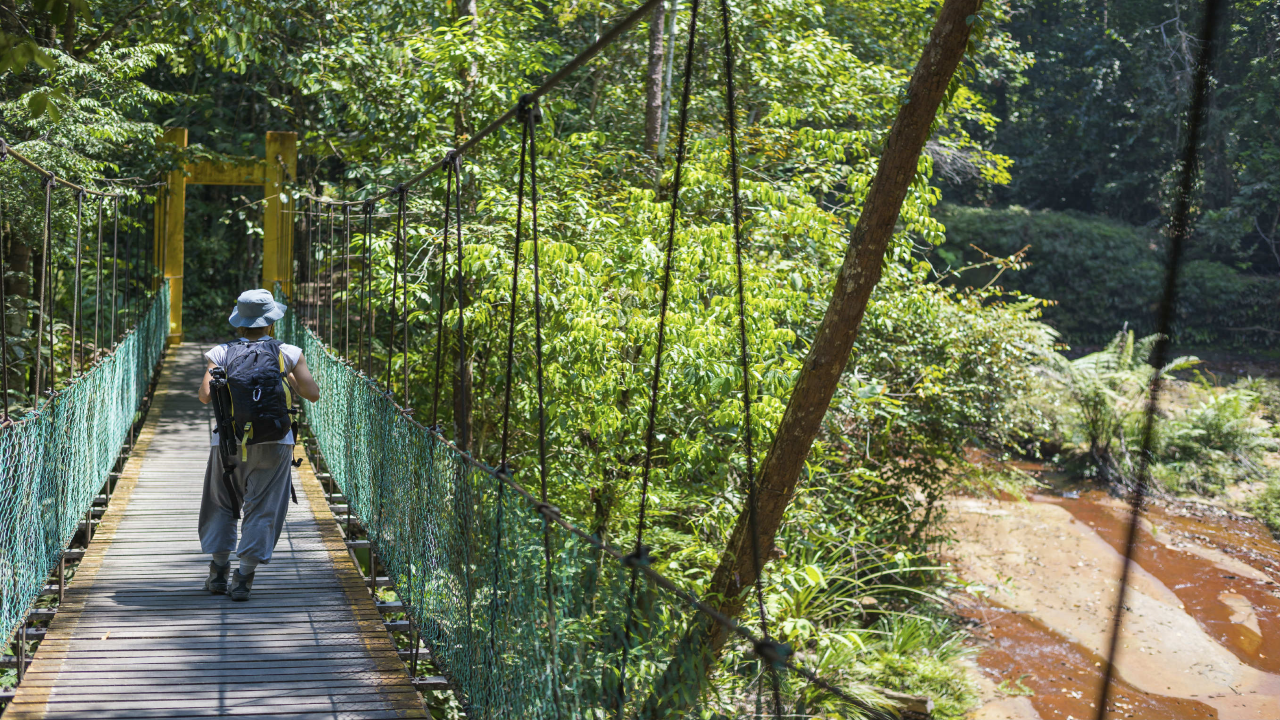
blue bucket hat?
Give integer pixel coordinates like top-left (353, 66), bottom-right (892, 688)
top-left (228, 289), bottom-right (287, 328)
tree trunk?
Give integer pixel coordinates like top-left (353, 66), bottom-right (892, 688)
top-left (0, 0), bottom-right (18, 35)
top-left (61, 7), bottom-right (76, 54)
top-left (656, 0), bottom-right (679, 162)
top-left (637, 1), bottom-right (984, 715)
top-left (454, 0), bottom-right (479, 141)
top-left (642, 0), bottom-right (666, 159)
top-left (0, 211), bottom-right (29, 402)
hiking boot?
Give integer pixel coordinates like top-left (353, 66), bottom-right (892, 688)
top-left (228, 569), bottom-right (255, 601)
top-left (204, 561), bottom-right (230, 594)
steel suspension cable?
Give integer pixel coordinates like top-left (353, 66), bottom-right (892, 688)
top-left (718, 0), bottom-right (782, 713)
top-left (618, 0), bottom-right (700, 707)
top-left (298, 0), bottom-right (662, 211)
top-left (1093, 0), bottom-right (1225, 717)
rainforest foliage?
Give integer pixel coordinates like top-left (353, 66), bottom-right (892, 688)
top-left (0, 0), bottom-right (1274, 716)
top-left (941, 0), bottom-right (1280, 350)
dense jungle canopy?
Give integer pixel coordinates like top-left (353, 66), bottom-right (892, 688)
top-left (0, 0), bottom-right (1276, 716)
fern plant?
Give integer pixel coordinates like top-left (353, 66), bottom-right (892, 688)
top-left (1041, 329), bottom-right (1198, 485)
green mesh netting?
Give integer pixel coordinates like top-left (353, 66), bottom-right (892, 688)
top-left (281, 303), bottom-right (830, 719)
top-left (0, 282), bottom-right (169, 647)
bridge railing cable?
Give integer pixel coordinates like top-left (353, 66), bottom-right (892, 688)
top-left (0, 137), bottom-right (169, 658)
top-left (297, 0), bottom-right (663, 209)
top-left (286, 302), bottom-right (895, 718)
top-left (282, 0), bottom-right (903, 713)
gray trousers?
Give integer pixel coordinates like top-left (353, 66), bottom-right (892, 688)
top-left (199, 444), bottom-right (294, 565)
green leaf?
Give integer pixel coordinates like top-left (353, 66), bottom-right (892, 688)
top-left (31, 44), bottom-right (56, 70)
top-left (28, 92), bottom-right (47, 119)
top-left (802, 565), bottom-right (824, 587)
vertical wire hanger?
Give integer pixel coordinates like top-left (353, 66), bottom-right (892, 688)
top-left (93, 196), bottom-right (103, 361)
top-left (616, 0), bottom-right (702, 710)
top-left (344, 205), bottom-right (352, 360)
top-left (399, 187), bottom-right (410, 405)
top-left (388, 191), bottom-right (400, 397)
top-left (328, 204), bottom-right (336, 346)
top-left (363, 201), bottom-right (374, 375)
top-left (428, 163), bottom-right (454, 431)
top-left (72, 190), bottom-right (83, 376)
top-left (34, 174), bottom-right (54, 401)
top-left (110, 197), bottom-right (119, 348)
top-left (717, 0), bottom-right (783, 711)
top-left (0, 193), bottom-right (9, 421)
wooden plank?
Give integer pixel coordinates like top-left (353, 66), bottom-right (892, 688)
top-left (8, 345), bottom-right (427, 720)
top-left (9, 678), bottom-right (411, 695)
top-left (7, 709), bottom-right (425, 720)
top-left (8, 689), bottom-right (422, 711)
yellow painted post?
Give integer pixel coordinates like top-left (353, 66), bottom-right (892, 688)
top-left (157, 128), bottom-right (187, 345)
top-left (262, 132), bottom-right (298, 297)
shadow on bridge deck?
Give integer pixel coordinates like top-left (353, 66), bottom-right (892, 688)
top-left (5, 344), bottom-right (426, 720)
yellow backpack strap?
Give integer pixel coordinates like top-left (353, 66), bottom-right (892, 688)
top-left (279, 351), bottom-right (293, 407)
top-left (241, 423), bottom-right (252, 462)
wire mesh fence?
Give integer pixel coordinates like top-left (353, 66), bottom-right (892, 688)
top-left (0, 282), bottom-right (168, 647)
top-left (282, 300), bottom-right (887, 720)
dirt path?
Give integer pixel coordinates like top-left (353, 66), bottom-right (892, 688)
top-left (948, 493), bottom-right (1280, 720)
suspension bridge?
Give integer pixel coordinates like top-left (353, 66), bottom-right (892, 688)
top-left (0, 0), bottom-right (1225, 716)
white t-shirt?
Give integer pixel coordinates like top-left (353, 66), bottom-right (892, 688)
top-left (206, 339), bottom-right (303, 446)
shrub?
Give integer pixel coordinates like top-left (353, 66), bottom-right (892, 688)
top-left (1248, 480), bottom-right (1280, 538)
top-left (1040, 329), bottom-right (1197, 486)
top-left (1154, 385), bottom-right (1278, 495)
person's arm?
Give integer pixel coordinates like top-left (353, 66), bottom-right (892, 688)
top-left (288, 353), bottom-right (321, 402)
top-left (199, 359), bottom-right (215, 404)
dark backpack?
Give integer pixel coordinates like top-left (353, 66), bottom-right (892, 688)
top-left (221, 338), bottom-right (295, 453)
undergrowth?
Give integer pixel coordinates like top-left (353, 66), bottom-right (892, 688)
top-left (1034, 330), bottom-right (1278, 497)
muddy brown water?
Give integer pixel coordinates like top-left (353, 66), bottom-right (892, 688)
top-left (960, 469), bottom-right (1280, 719)
top-left (1048, 492), bottom-right (1280, 674)
top-left (960, 600), bottom-right (1218, 719)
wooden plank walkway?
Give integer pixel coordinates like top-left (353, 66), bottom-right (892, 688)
top-left (6, 344), bottom-right (426, 720)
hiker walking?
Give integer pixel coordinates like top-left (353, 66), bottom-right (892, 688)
top-left (197, 289), bottom-right (321, 600)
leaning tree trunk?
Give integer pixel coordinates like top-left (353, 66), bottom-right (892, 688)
top-left (637, 1), bottom-right (986, 716)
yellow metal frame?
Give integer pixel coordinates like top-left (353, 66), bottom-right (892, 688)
top-left (156, 129), bottom-right (298, 344)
